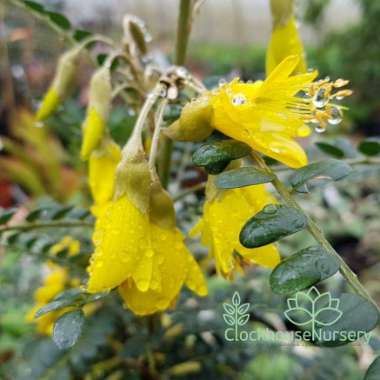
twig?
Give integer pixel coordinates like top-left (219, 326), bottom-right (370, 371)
top-left (251, 151), bottom-right (380, 312)
top-left (173, 182), bottom-right (206, 201)
top-left (149, 98), bottom-right (168, 170)
top-left (0, 220), bottom-right (93, 234)
top-left (158, 0), bottom-right (196, 188)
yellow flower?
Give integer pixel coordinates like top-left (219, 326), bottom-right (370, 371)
top-left (190, 179), bottom-right (280, 278)
top-left (36, 88), bottom-right (61, 122)
top-left (26, 264), bottom-right (68, 335)
top-left (266, 16), bottom-right (306, 76)
top-left (167, 56), bottom-right (351, 168)
top-left (86, 146), bottom-right (207, 315)
top-left (208, 56), bottom-right (317, 168)
top-left (89, 138), bottom-right (122, 217)
top-left (80, 67), bottom-right (112, 160)
top-left (50, 235), bottom-right (81, 257)
top-left (36, 48), bottom-right (80, 121)
top-left (87, 193), bottom-right (207, 315)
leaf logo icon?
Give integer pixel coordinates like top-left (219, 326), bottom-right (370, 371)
top-left (223, 292), bottom-right (250, 340)
top-left (284, 286), bottom-right (343, 337)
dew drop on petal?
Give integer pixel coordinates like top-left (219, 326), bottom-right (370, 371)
top-left (232, 93), bottom-right (247, 106)
top-left (263, 204), bottom-right (277, 214)
top-left (145, 248), bottom-right (154, 258)
top-left (315, 125), bottom-right (326, 133)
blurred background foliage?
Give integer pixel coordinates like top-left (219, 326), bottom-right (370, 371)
top-left (0, 0), bottom-right (380, 379)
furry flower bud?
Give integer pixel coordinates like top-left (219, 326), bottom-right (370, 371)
top-left (80, 67), bottom-right (112, 160)
top-left (36, 48), bottom-right (80, 121)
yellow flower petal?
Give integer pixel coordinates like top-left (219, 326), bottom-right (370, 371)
top-left (89, 140), bottom-right (121, 210)
top-left (36, 87), bottom-right (60, 121)
top-left (266, 17), bottom-right (307, 76)
top-left (86, 195), bottom-right (150, 293)
top-left (185, 254), bottom-right (208, 296)
top-left (80, 67), bottom-right (112, 160)
top-left (119, 227), bottom-right (197, 315)
top-left (80, 107), bottom-right (106, 160)
top-left (190, 182), bottom-right (280, 278)
top-left (50, 236), bottom-right (81, 257)
top-left (26, 264), bottom-right (69, 335)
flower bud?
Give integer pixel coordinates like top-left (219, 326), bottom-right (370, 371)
top-left (266, 0), bottom-right (306, 75)
top-left (80, 67), bottom-right (112, 160)
top-left (36, 48), bottom-right (80, 121)
top-left (164, 96), bottom-right (214, 142)
top-left (123, 14), bottom-right (151, 55)
top-left (89, 138), bottom-right (121, 216)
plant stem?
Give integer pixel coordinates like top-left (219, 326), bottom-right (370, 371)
top-left (158, 0), bottom-right (195, 188)
top-left (0, 220), bottom-right (93, 234)
top-left (8, 0), bottom-right (76, 45)
top-left (251, 151), bottom-right (380, 311)
top-left (149, 99), bottom-right (168, 171)
top-left (175, 0), bottom-right (194, 66)
top-left (173, 182), bottom-right (206, 201)
top-left (122, 84), bottom-right (164, 154)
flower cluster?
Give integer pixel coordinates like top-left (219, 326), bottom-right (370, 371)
top-left (26, 236), bottom-right (80, 335)
top-left (33, 0), bottom-right (351, 317)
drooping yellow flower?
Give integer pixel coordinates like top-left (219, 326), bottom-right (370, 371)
top-left (266, 0), bottom-right (306, 75)
top-left (190, 178), bottom-right (280, 278)
top-left (26, 264), bottom-right (68, 335)
top-left (86, 144), bottom-right (207, 315)
top-left (208, 56), bottom-right (317, 168)
top-left (88, 138), bottom-right (122, 217)
top-left (119, 227), bottom-right (207, 315)
top-left (167, 56), bottom-right (351, 169)
top-left (80, 67), bottom-right (112, 160)
top-left (36, 48), bottom-right (80, 121)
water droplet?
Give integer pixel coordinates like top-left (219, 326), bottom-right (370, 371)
top-left (145, 248), bottom-right (154, 257)
top-left (313, 88), bottom-right (329, 108)
top-left (176, 67), bottom-right (188, 78)
top-left (159, 87), bottom-right (167, 97)
top-left (263, 204), bottom-right (277, 214)
top-left (232, 93), bottom-right (247, 106)
top-left (315, 125), bottom-right (326, 133)
top-left (328, 107), bottom-right (343, 125)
